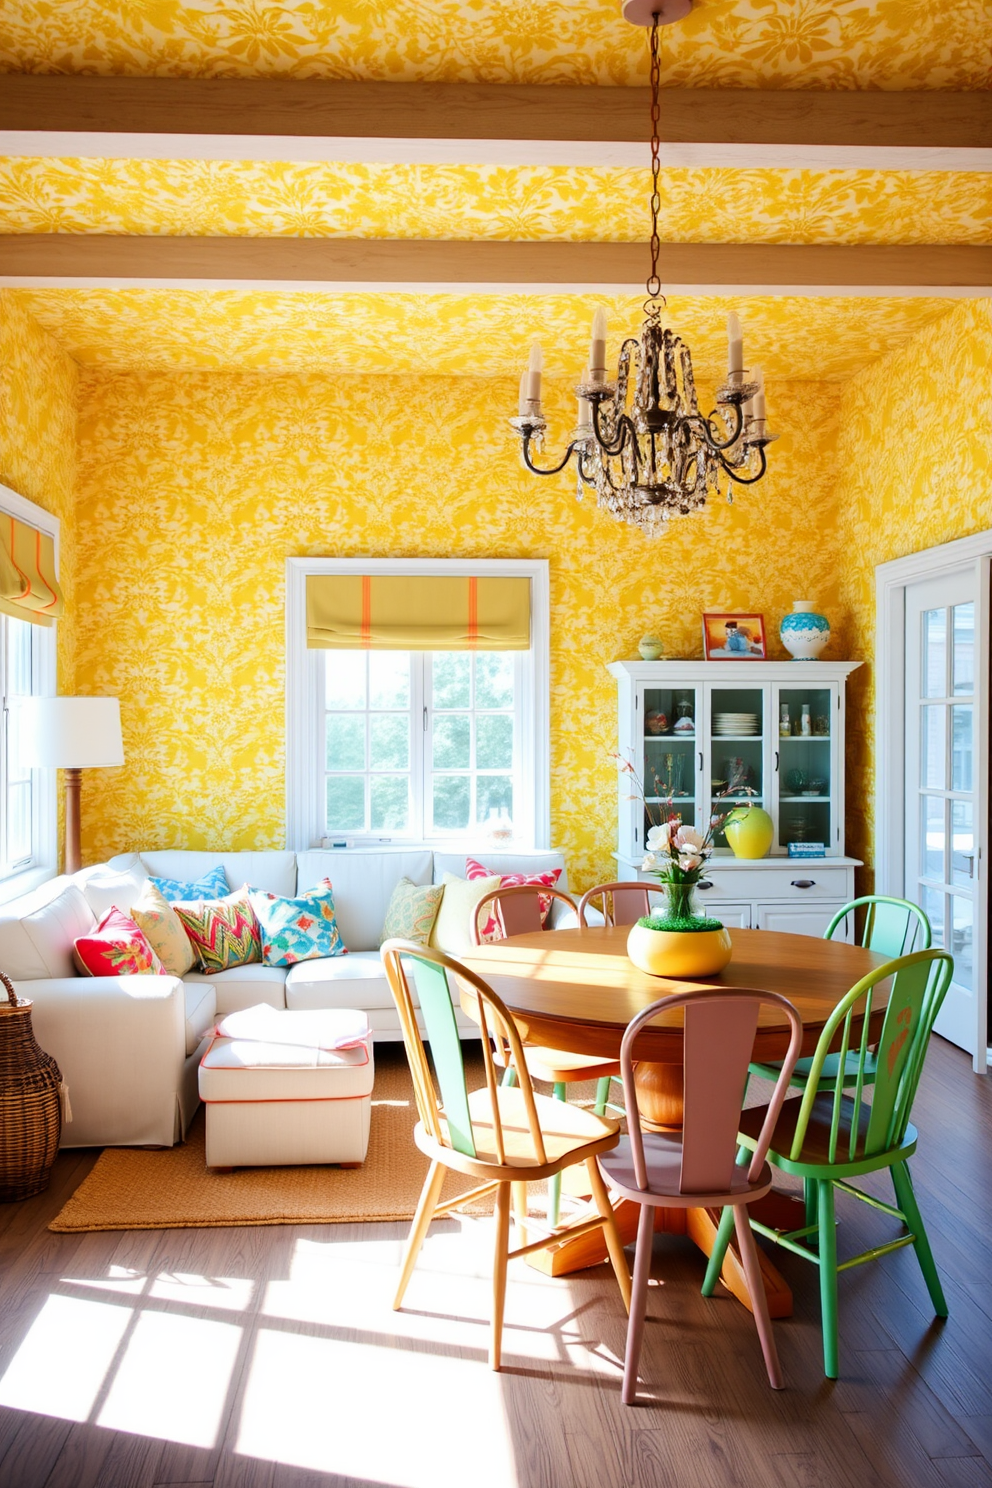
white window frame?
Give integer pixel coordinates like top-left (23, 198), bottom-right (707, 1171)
top-left (286, 557), bottom-right (550, 851)
top-left (0, 482), bottom-right (58, 906)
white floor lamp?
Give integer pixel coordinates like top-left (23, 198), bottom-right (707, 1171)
top-left (18, 697), bottom-right (124, 873)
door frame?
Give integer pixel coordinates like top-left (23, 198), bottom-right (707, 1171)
top-left (876, 529), bottom-right (992, 1071)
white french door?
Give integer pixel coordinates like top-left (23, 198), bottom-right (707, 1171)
top-left (904, 571), bottom-right (986, 1060)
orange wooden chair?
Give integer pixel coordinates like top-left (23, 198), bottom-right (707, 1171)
top-left (577, 880), bottom-right (667, 928)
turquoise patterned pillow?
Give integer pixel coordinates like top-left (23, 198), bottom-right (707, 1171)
top-left (249, 879), bottom-right (348, 966)
top-left (379, 877), bottom-right (444, 948)
top-left (151, 864), bottom-right (229, 903)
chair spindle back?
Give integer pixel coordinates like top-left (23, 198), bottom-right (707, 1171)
top-left (470, 883), bottom-right (577, 944)
top-left (825, 896), bottom-right (932, 958)
top-left (577, 881), bottom-right (664, 928)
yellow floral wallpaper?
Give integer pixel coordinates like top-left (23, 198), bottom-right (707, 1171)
top-left (1, 158), bottom-right (987, 247)
top-left (72, 365), bottom-right (843, 886)
top-left (0, 295), bottom-right (78, 697)
top-left (833, 297), bottom-right (992, 892)
top-left (10, 288), bottom-right (958, 384)
top-left (2, 0), bottom-right (988, 88)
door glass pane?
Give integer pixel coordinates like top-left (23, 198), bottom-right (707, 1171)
top-left (950, 895), bottom-right (973, 990)
top-left (368, 652), bottom-right (410, 709)
top-left (951, 705), bottom-right (973, 792)
top-left (952, 602), bottom-right (974, 695)
top-left (325, 652), bottom-right (366, 709)
top-left (921, 796), bottom-right (945, 882)
top-left (951, 800), bottom-right (975, 887)
top-left (326, 776), bottom-right (365, 832)
top-left (711, 688), bottom-right (763, 820)
top-left (921, 706), bottom-right (946, 789)
top-left (920, 885), bottom-right (945, 949)
top-left (923, 608), bottom-right (947, 697)
top-left (642, 686), bottom-right (698, 841)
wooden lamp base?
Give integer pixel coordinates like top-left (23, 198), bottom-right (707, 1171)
top-left (63, 767), bottom-right (82, 875)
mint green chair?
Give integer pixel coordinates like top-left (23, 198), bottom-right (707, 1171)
top-left (749, 895), bottom-right (932, 1095)
top-left (703, 947), bottom-right (953, 1378)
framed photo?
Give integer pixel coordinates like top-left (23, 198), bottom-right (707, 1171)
top-left (702, 612), bottom-right (767, 660)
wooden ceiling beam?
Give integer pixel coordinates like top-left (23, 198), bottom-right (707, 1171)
top-left (1, 236), bottom-right (989, 293)
top-left (0, 76), bottom-right (988, 169)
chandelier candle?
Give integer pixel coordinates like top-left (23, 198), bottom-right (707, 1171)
top-left (518, 371), bottom-right (530, 419)
top-left (508, 10), bottom-right (777, 535)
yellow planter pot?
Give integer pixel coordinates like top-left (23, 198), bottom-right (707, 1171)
top-left (724, 806), bottom-right (775, 859)
top-left (627, 922), bottom-right (733, 979)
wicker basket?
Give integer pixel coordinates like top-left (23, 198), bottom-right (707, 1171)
top-left (0, 970), bottom-right (64, 1202)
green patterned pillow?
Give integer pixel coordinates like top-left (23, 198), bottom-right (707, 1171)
top-left (379, 877), bottom-right (445, 949)
top-left (173, 885), bottom-right (262, 973)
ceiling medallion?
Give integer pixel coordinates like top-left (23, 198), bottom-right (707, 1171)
top-left (509, 5), bottom-right (777, 537)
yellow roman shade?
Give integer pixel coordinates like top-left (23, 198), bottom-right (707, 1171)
top-left (0, 515), bottom-right (64, 627)
top-left (306, 574), bottom-right (530, 651)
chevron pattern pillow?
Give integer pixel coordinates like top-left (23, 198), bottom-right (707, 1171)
top-left (173, 885), bottom-right (262, 973)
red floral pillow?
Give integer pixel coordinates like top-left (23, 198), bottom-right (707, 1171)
top-left (465, 857), bottom-right (562, 942)
top-left (74, 906), bottom-right (165, 978)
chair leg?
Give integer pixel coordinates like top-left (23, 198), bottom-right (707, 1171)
top-left (394, 1159), bottom-right (446, 1310)
top-left (622, 1202), bottom-right (656, 1406)
top-left (804, 1178), bottom-right (818, 1230)
top-left (701, 1204), bottom-right (735, 1297)
top-left (891, 1160), bottom-right (948, 1318)
top-left (816, 1179), bottom-right (840, 1380)
top-left (548, 1081), bottom-right (567, 1227)
top-left (734, 1206), bottom-right (783, 1389)
top-left (594, 1076), bottom-right (611, 1116)
top-left (511, 1179), bottom-right (529, 1248)
top-left (586, 1157), bottom-right (632, 1312)
top-left (490, 1181), bottom-right (512, 1371)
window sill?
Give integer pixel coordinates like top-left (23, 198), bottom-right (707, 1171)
top-left (0, 863), bottom-right (58, 909)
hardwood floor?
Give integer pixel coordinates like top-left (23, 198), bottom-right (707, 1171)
top-left (1, 1036), bottom-right (990, 1488)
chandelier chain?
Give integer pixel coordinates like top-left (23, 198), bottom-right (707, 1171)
top-left (646, 14), bottom-right (663, 309)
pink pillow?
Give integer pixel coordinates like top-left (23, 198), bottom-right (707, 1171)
top-left (465, 857), bottom-right (562, 942)
top-left (74, 906), bottom-right (165, 977)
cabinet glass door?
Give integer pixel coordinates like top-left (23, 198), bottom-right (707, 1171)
top-left (641, 684), bottom-right (700, 843)
top-left (775, 685), bottom-right (834, 852)
top-left (708, 684), bottom-right (765, 850)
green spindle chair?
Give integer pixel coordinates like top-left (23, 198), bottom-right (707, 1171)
top-left (380, 937), bottom-right (632, 1370)
top-left (703, 947), bottom-right (953, 1379)
top-left (749, 895), bottom-right (932, 1095)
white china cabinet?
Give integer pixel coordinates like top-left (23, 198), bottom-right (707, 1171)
top-left (609, 660), bottom-right (863, 939)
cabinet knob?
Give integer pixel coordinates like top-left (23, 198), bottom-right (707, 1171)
top-left (697, 879), bottom-right (714, 890)
top-left (790, 879), bottom-right (816, 889)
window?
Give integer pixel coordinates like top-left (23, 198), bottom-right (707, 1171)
top-left (0, 484), bottom-right (59, 897)
top-left (287, 559), bottom-right (549, 849)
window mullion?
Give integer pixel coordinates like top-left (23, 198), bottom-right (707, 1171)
top-left (414, 653), bottom-right (428, 842)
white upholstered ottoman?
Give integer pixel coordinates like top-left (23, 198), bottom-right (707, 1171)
top-left (198, 1004), bottom-right (374, 1170)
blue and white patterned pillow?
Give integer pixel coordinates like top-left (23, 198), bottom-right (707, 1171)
top-left (249, 879), bottom-right (348, 967)
top-left (150, 864), bottom-right (229, 903)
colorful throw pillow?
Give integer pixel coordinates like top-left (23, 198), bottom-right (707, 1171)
top-left (465, 856), bottom-right (562, 941)
top-left (429, 872), bottom-right (501, 957)
top-left (249, 878), bottom-right (347, 967)
top-left (173, 886), bottom-right (262, 973)
top-left (149, 864), bottom-right (229, 904)
top-left (379, 877), bottom-right (445, 949)
top-left (74, 906), bottom-right (165, 978)
top-left (129, 881), bottom-right (195, 977)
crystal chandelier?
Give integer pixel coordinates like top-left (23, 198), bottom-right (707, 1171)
top-left (509, 3), bottom-right (777, 537)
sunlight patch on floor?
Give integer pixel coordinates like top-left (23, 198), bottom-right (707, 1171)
top-left (96, 1309), bottom-right (242, 1447)
top-left (0, 1294), bottom-right (132, 1422)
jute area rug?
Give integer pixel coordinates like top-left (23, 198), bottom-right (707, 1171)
top-left (50, 1045), bottom-right (502, 1234)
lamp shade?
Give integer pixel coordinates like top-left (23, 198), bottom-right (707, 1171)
top-left (16, 697), bottom-right (124, 770)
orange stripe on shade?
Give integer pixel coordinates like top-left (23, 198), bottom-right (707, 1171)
top-left (467, 576), bottom-right (478, 650)
top-left (37, 529), bottom-right (59, 610)
top-left (360, 575), bottom-right (372, 649)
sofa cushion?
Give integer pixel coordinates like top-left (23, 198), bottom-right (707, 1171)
top-left (73, 906), bottom-right (165, 978)
top-left (285, 951), bottom-right (398, 1011)
top-left (250, 879), bottom-right (347, 966)
top-left (74, 863), bottom-right (149, 919)
top-left (111, 851), bottom-right (298, 898)
top-left (295, 850), bottom-right (433, 952)
top-left (0, 882), bottom-right (96, 980)
top-left (184, 978), bottom-right (217, 1056)
top-left (184, 962), bottom-right (288, 1015)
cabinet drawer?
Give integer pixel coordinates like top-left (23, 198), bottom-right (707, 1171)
top-left (755, 903), bottom-right (850, 940)
top-left (693, 865), bottom-right (852, 902)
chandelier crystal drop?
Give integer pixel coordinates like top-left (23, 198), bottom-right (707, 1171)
top-left (509, 9), bottom-right (777, 537)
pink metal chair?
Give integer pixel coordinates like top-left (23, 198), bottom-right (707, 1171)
top-left (577, 880), bottom-right (667, 927)
top-left (598, 987), bottom-right (803, 1404)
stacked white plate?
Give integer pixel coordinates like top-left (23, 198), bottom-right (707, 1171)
top-left (713, 712), bottom-right (760, 736)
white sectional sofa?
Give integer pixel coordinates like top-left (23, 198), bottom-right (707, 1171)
top-left (0, 847), bottom-right (571, 1149)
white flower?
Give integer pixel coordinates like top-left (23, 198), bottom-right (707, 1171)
top-left (646, 823), bottom-right (672, 850)
top-left (641, 851), bottom-right (661, 871)
top-left (673, 826), bottom-right (705, 853)
top-left (677, 852), bottom-right (704, 873)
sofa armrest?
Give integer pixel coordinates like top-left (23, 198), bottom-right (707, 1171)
top-left (18, 974), bottom-right (189, 1148)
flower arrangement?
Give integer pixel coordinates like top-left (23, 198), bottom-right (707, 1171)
top-left (613, 753), bottom-right (726, 931)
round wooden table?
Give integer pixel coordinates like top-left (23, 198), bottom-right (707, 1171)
top-left (460, 925), bottom-right (890, 1316)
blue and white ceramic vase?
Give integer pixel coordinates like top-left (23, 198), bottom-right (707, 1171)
top-left (780, 600), bottom-right (830, 660)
